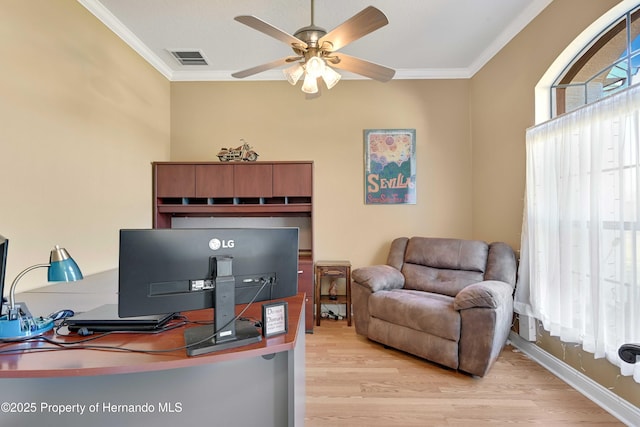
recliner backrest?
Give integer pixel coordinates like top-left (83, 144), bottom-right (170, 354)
top-left (485, 242), bottom-right (517, 286)
top-left (398, 237), bottom-right (489, 297)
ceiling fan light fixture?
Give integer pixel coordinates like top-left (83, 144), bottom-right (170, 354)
top-left (322, 65), bottom-right (341, 89)
top-left (232, 3), bottom-right (394, 96)
top-left (305, 56), bottom-right (326, 79)
top-left (301, 72), bottom-right (319, 94)
top-left (283, 63), bottom-right (304, 85)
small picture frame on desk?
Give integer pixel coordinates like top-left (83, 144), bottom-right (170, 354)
top-left (262, 301), bottom-right (288, 338)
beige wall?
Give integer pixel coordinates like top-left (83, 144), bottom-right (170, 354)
top-left (0, 0), bottom-right (171, 290)
top-left (470, 0), bottom-right (621, 250)
top-left (170, 79), bottom-right (472, 268)
top-left (471, 0), bottom-right (639, 408)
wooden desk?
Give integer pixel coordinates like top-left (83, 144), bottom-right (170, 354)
top-left (0, 270), bottom-right (305, 427)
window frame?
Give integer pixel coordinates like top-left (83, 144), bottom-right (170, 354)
top-left (551, 6), bottom-right (640, 117)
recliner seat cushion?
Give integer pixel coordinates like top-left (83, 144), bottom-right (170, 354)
top-left (368, 289), bottom-right (460, 341)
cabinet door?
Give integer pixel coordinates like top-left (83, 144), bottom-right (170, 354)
top-left (273, 163), bottom-right (312, 196)
top-left (156, 164), bottom-right (195, 197)
top-left (195, 164), bottom-right (234, 197)
top-left (234, 164), bottom-right (273, 197)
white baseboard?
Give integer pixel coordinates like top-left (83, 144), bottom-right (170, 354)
top-left (508, 331), bottom-right (640, 426)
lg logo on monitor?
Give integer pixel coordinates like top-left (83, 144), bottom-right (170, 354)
top-left (208, 238), bottom-right (235, 250)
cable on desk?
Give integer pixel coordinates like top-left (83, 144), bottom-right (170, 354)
top-left (0, 317), bottom-right (194, 355)
top-left (0, 279), bottom-right (273, 356)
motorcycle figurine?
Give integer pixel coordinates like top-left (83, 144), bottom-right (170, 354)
top-left (217, 139), bottom-right (259, 162)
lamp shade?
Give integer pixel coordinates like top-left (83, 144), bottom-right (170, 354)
top-left (305, 56), bottom-right (326, 79)
top-left (48, 245), bottom-right (83, 282)
top-left (301, 73), bottom-right (319, 94)
top-left (283, 63), bottom-right (304, 85)
top-left (322, 66), bottom-right (341, 89)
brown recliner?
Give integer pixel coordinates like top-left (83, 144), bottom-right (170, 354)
top-left (351, 237), bottom-right (517, 377)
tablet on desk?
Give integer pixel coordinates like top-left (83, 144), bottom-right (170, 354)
top-left (65, 304), bottom-right (174, 333)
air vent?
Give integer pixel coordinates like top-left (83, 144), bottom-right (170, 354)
top-left (169, 50), bottom-right (208, 66)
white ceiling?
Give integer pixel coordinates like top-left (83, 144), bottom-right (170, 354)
top-left (78, 0), bottom-right (552, 82)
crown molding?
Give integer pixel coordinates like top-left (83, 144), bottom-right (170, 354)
top-left (78, 0), bottom-right (173, 80)
top-left (78, 0), bottom-right (550, 83)
top-left (169, 67), bottom-right (473, 82)
top-left (467, 0), bottom-right (553, 76)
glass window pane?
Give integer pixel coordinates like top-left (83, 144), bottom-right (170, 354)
top-left (551, 6), bottom-right (640, 117)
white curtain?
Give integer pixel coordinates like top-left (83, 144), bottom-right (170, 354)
top-left (515, 83), bottom-right (640, 383)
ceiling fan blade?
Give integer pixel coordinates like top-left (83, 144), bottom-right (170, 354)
top-left (235, 15), bottom-right (308, 49)
top-left (232, 57), bottom-right (292, 79)
top-left (330, 53), bottom-right (395, 82)
top-left (318, 6), bottom-right (388, 52)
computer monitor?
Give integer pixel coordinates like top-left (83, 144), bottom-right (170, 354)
top-left (118, 227), bottom-right (299, 356)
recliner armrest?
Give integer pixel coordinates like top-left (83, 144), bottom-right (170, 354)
top-left (454, 280), bottom-right (513, 310)
top-left (352, 265), bottom-right (404, 293)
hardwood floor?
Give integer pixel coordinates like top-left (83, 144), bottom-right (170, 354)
top-left (305, 321), bottom-right (623, 426)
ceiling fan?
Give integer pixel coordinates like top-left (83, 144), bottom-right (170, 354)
top-left (231, 0), bottom-right (395, 95)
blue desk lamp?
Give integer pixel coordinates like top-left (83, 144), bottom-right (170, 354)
top-left (0, 245), bottom-right (83, 339)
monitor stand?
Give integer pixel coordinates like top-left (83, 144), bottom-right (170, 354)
top-left (184, 257), bottom-right (262, 357)
top-left (185, 319), bottom-right (262, 357)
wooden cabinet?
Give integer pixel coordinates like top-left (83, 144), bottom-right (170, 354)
top-left (233, 164), bottom-right (273, 197)
top-left (273, 163), bottom-right (312, 196)
top-left (298, 258), bottom-right (314, 332)
top-left (152, 161), bottom-right (315, 332)
top-left (156, 164), bottom-right (195, 197)
top-left (195, 164), bottom-right (234, 197)
top-left (154, 162), bottom-right (313, 227)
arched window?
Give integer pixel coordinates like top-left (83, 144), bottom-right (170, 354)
top-left (518, 1), bottom-right (640, 386)
top-left (551, 5), bottom-right (640, 117)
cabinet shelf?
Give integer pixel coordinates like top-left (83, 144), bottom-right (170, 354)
top-left (318, 295), bottom-right (349, 304)
top-left (157, 203), bottom-right (311, 215)
top-left (157, 196), bottom-right (311, 206)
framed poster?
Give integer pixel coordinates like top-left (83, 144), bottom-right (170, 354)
top-left (364, 129), bottom-right (416, 204)
top-left (262, 301), bottom-right (288, 338)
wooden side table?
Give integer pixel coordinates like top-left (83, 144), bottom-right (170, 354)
top-left (315, 260), bottom-right (351, 326)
